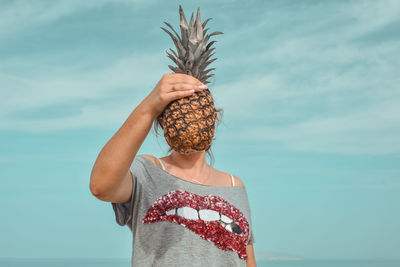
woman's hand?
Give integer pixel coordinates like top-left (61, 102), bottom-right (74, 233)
top-left (144, 73), bottom-right (208, 117)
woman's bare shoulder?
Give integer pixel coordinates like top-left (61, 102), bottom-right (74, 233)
top-left (213, 167), bottom-right (245, 187)
top-left (232, 175), bottom-right (244, 186)
top-left (138, 154), bottom-right (155, 162)
top-left (138, 154), bottom-right (163, 169)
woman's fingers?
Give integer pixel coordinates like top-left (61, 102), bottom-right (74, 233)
top-left (169, 83), bottom-right (207, 93)
top-left (159, 73), bottom-right (209, 102)
top-left (168, 89), bottom-right (196, 100)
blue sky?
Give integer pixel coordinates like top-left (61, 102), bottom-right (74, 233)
top-left (1, 0), bottom-right (399, 261)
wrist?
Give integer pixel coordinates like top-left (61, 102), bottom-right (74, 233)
top-left (137, 96), bottom-right (160, 120)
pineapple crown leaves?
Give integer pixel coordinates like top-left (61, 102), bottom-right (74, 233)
top-left (160, 5), bottom-right (223, 84)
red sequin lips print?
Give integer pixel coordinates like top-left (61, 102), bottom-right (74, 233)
top-left (142, 190), bottom-right (250, 260)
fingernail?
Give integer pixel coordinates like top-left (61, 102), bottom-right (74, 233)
top-left (198, 84), bottom-right (208, 89)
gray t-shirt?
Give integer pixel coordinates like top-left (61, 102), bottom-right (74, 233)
top-left (111, 155), bottom-right (255, 266)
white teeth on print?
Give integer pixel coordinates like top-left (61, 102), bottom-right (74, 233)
top-left (221, 214), bottom-right (233, 223)
top-left (164, 207), bottom-right (241, 235)
top-left (177, 207), bottom-right (199, 220)
top-left (199, 209), bottom-right (220, 221)
top-left (166, 209), bottom-right (176, 215)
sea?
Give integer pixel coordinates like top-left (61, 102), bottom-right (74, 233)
top-left (0, 258), bottom-right (399, 267)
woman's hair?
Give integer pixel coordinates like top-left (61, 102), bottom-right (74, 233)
top-left (152, 105), bottom-right (224, 167)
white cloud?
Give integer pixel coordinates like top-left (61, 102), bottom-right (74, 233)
top-left (211, 0), bottom-right (400, 155)
top-left (0, 0), bottom-right (155, 39)
top-left (0, 1), bottom-right (103, 37)
top-left (0, 52), bottom-right (165, 131)
top-left (235, 98), bottom-right (400, 155)
top-left (1, 0), bottom-right (399, 155)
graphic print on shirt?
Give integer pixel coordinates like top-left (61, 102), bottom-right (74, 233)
top-left (142, 190), bottom-right (250, 260)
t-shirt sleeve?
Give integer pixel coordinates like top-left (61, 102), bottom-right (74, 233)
top-left (111, 156), bottom-right (143, 227)
top-left (247, 226), bottom-right (255, 245)
top-left (244, 186), bottom-right (255, 246)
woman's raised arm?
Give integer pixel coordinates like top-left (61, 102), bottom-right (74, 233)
top-left (89, 74), bottom-right (206, 201)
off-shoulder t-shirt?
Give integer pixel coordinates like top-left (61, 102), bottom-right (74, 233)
top-left (111, 155), bottom-right (255, 267)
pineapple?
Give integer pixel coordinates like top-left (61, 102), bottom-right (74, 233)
top-left (157, 5), bottom-right (223, 155)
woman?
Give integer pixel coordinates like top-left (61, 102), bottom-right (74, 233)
top-left (89, 73), bottom-right (256, 266)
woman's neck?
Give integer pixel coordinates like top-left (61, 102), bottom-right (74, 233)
top-left (169, 150), bottom-right (209, 174)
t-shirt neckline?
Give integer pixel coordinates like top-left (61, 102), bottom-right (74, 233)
top-left (138, 155), bottom-right (245, 189)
